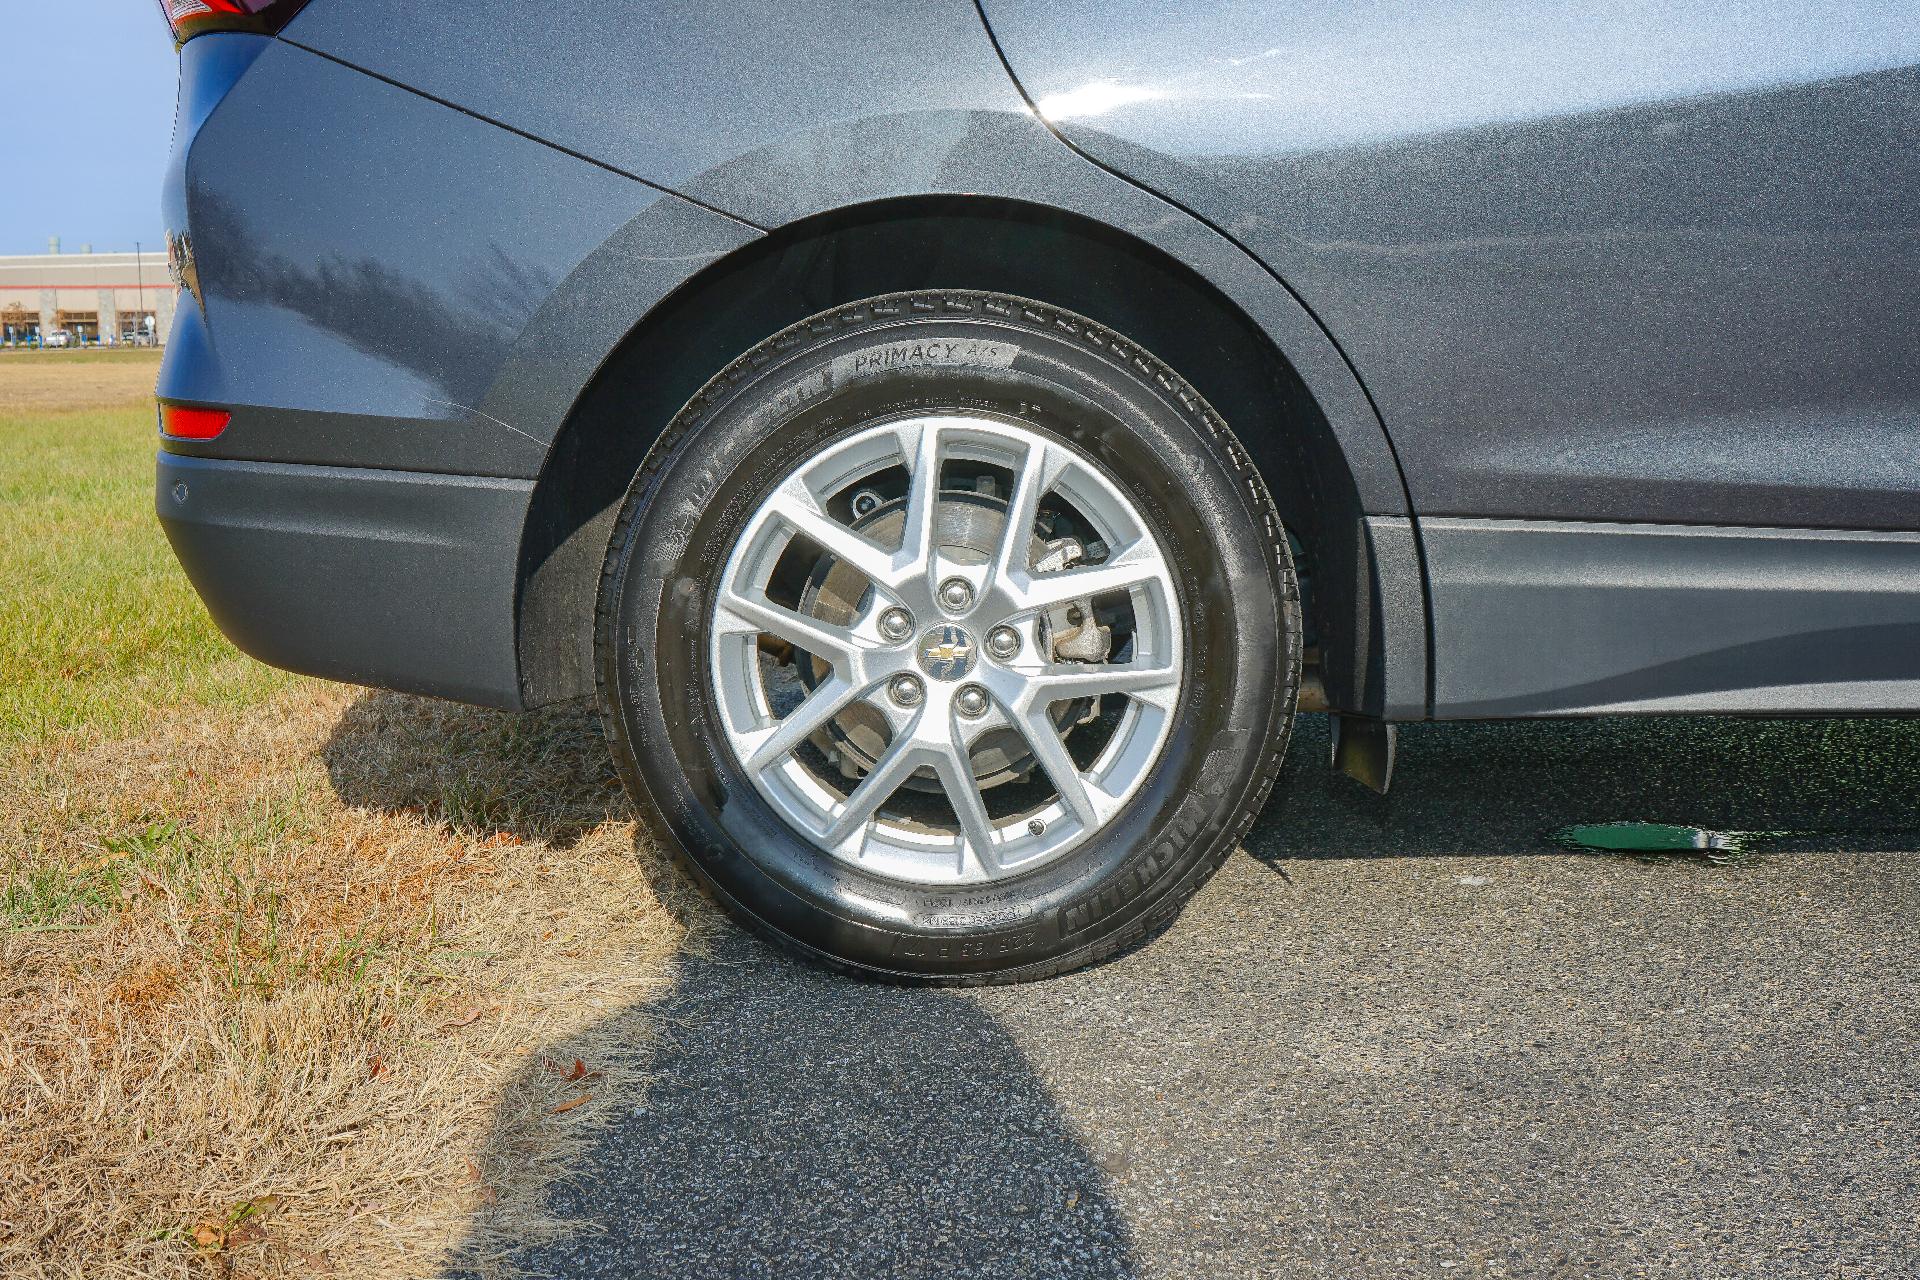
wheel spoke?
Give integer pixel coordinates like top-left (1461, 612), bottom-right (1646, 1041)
top-left (932, 746), bottom-right (1000, 879)
top-left (822, 731), bottom-right (927, 848)
top-left (991, 437), bottom-right (1063, 583)
top-left (1011, 708), bottom-right (1105, 831)
top-left (1008, 542), bottom-right (1165, 613)
top-left (716, 587), bottom-right (858, 670)
top-left (767, 482), bottom-right (896, 586)
top-left (1029, 660), bottom-right (1180, 706)
top-left (742, 673), bottom-right (861, 772)
top-left (895, 420), bottom-right (945, 571)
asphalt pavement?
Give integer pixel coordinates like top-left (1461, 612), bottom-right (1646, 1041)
top-left (451, 713), bottom-right (1919, 1279)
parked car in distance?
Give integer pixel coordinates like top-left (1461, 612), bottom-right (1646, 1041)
top-left (153, 1), bottom-right (1920, 982)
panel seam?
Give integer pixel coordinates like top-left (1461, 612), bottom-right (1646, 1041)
top-left (277, 36), bottom-right (771, 234)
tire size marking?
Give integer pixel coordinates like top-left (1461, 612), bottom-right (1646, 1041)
top-left (894, 930), bottom-right (1038, 962)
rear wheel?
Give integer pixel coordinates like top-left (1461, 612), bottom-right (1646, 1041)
top-left (598, 291), bottom-right (1300, 983)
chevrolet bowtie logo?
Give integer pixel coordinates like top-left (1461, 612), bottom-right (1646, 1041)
top-left (917, 625), bottom-right (976, 681)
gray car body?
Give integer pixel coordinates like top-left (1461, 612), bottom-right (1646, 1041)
top-left (156, 1), bottom-right (1920, 725)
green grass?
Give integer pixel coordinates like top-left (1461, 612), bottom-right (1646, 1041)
top-left (0, 402), bottom-right (290, 746)
top-left (0, 820), bottom-right (195, 931)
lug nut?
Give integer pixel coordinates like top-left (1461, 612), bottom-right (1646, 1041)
top-left (937, 577), bottom-right (974, 613)
top-left (888, 674), bottom-right (924, 708)
top-left (986, 626), bottom-right (1021, 660)
top-left (955, 685), bottom-right (989, 719)
top-left (878, 606), bottom-right (914, 642)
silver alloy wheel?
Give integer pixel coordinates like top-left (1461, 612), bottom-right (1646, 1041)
top-left (708, 414), bottom-right (1185, 886)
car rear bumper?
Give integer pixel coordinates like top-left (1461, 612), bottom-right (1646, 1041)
top-left (157, 452), bottom-right (532, 709)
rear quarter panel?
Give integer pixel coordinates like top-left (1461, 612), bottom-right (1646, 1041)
top-left (159, 35), bottom-right (754, 477)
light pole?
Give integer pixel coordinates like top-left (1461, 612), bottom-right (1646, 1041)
top-left (135, 240), bottom-right (146, 342)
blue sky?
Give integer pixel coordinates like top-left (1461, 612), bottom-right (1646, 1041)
top-left (5, 1), bottom-right (177, 255)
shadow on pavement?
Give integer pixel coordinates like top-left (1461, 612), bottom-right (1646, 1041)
top-left (440, 931), bottom-right (1137, 1280)
top-left (319, 692), bottom-right (1132, 1275)
top-left (1252, 712), bottom-right (1920, 862)
top-left (394, 701), bottom-right (1919, 1277)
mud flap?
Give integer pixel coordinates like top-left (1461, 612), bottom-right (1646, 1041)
top-left (1330, 714), bottom-right (1396, 794)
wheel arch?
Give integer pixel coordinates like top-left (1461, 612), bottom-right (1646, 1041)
top-left (516, 195), bottom-right (1426, 718)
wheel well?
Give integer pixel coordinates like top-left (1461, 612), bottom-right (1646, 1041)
top-left (516, 196), bottom-right (1372, 708)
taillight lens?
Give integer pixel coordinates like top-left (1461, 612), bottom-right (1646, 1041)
top-left (160, 405), bottom-right (232, 441)
top-left (157, 0), bottom-right (312, 46)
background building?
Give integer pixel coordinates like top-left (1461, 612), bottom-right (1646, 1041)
top-left (0, 240), bottom-right (177, 345)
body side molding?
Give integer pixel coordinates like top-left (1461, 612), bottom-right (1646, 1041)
top-left (1425, 517), bottom-right (1920, 718)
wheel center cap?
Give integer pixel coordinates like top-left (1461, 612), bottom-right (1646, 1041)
top-left (917, 625), bottom-right (977, 681)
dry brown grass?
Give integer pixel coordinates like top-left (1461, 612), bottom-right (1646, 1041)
top-left (1, 683), bottom-right (705, 1277)
top-left (3, 337), bottom-right (705, 1276)
top-left (0, 350), bottom-right (163, 414)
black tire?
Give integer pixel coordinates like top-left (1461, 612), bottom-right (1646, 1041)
top-left (596, 291), bottom-right (1301, 983)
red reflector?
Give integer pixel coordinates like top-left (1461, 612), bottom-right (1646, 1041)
top-left (161, 405), bottom-right (231, 440)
